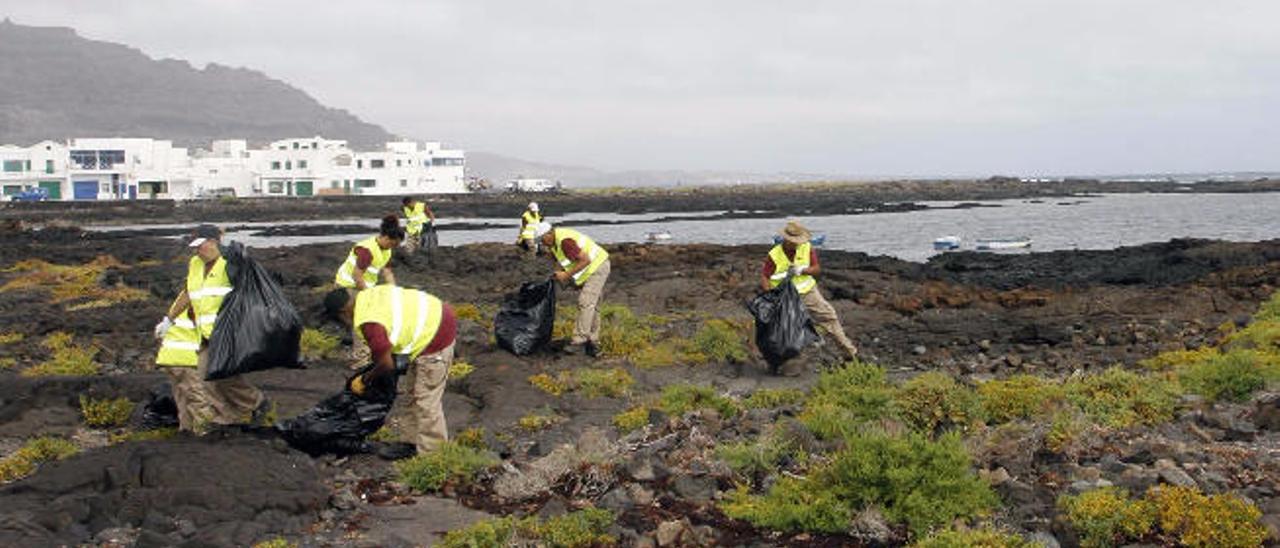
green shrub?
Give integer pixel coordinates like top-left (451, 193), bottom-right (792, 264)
top-left (1044, 410), bottom-right (1088, 454)
top-left (1139, 346), bottom-right (1218, 371)
top-left (598, 303), bottom-right (656, 359)
top-left (1063, 367), bottom-right (1180, 428)
top-left (1178, 349), bottom-right (1280, 402)
top-left (805, 361), bottom-right (896, 421)
top-left (455, 427), bottom-right (487, 449)
top-left (441, 516), bottom-right (516, 548)
top-left (1147, 485), bottom-right (1267, 548)
top-left (743, 388), bottom-right (806, 410)
top-left (690, 319), bottom-right (749, 363)
top-left (110, 428), bottom-right (178, 444)
top-left (251, 539), bottom-right (298, 548)
top-left (396, 441), bottom-right (498, 493)
top-left (529, 372), bottom-right (568, 396)
top-left (21, 332), bottom-right (99, 377)
top-left (612, 405), bottom-right (650, 432)
top-left (574, 367), bottom-right (633, 398)
top-left (449, 360), bottom-right (476, 380)
top-left (454, 303), bottom-right (494, 329)
top-left (0, 332), bottom-right (23, 344)
top-left (657, 383), bottom-right (740, 418)
top-left (299, 328), bottom-right (340, 360)
top-left (722, 430), bottom-right (997, 538)
top-left (912, 526), bottom-right (1038, 547)
top-left (518, 410), bottom-right (562, 432)
top-left (1252, 291), bottom-right (1280, 323)
top-left (895, 372), bottom-right (983, 435)
top-left (1059, 487), bottom-right (1155, 548)
top-left (526, 507), bottom-right (615, 548)
top-left (717, 434), bottom-right (792, 480)
top-left (79, 395), bottom-right (134, 428)
top-left (977, 374), bottom-right (1066, 423)
top-left (630, 338), bottom-right (688, 368)
top-left (0, 436), bottom-right (80, 483)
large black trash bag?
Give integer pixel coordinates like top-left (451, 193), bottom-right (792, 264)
top-left (494, 278), bottom-right (557, 355)
top-left (138, 383), bottom-right (179, 430)
top-left (278, 365), bottom-right (398, 456)
top-left (204, 243), bottom-right (304, 380)
top-left (746, 280), bottom-right (820, 367)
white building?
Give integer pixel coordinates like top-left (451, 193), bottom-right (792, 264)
top-left (0, 136), bottom-right (468, 200)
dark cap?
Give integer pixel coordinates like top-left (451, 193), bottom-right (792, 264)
top-left (188, 224), bottom-right (222, 247)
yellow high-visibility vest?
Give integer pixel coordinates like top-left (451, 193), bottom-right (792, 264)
top-left (335, 236), bottom-right (392, 288)
top-left (768, 243), bottom-right (816, 294)
top-left (519, 210), bottom-right (542, 241)
top-left (156, 255), bottom-right (231, 367)
top-left (404, 203), bottom-right (428, 236)
top-left (551, 227), bottom-right (608, 286)
top-left (354, 285), bottom-right (444, 359)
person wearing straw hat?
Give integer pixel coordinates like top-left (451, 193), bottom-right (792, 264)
top-left (760, 221), bottom-right (859, 364)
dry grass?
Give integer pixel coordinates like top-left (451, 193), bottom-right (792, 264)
top-left (1, 256), bottom-right (148, 310)
top-left (21, 332), bottom-right (99, 377)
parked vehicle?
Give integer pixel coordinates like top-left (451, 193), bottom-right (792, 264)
top-left (10, 188), bottom-right (49, 202)
top-left (504, 177), bottom-right (562, 193)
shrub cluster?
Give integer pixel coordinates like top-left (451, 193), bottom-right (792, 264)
top-left (742, 388), bottom-right (806, 410)
top-left (80, 395), bottom-right (134, 428)
top-left (912, 526), bottom-right (1039, 547)
top-left (22, 332), bottom-right (99, 377)
top-left (1060, 486), bottom-right (1266, 548)
top-left (1062, 367), bottom-right (1180, 428)
top-left (529, 368), bottom-right (634, 398)
top-left (1, 256), bottom-right (148, 310)
top-left (895, 372), bottom-right (983, 435)
top-left (395, 441), bottom-right (498, 493)
top-left (0, 436), bottom-right (79, 483)
top-left (440, 508), bottom-right (614, 548)
top-left (977, 374), bottom-right (1065, 423)
top-left (298, 328), bottom-right (340, 360)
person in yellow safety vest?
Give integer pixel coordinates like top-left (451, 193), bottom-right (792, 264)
top-left (323, 285), bottom-right (458, 453)
top-left (153, 224), bottom-right (266, 432)
top-left (535, 222), bottom-right (611, 358)
top-left (334, 215), bottom-right (405, 367)
top-left (759, 221), bottom-right (859, 374)
top-left (401, 197), bottom-right (436, 254)
top-left (515, 201), bottom-right (542, 256)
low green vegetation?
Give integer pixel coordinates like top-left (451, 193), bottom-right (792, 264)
top-left (1, 256), bottom-right (148, 310)
top-left (598, 303), bottom-right (657, 359)
top-left (657, 383), bottom-right (741, 418)
top-left (799, 361), bottom-right (896, 439)
top-left (912, 526), bottom-right (1039, 547)
top-left (528, 367), bottom-right (634, 398)
top-left (977, 374), bottom-right (1066, 423)
top-left (453, 303), bottom-right (494, 329)
top-left (0, 436), bottom-right (80, 483)
top-left (298, 328), bottom-right (341, 360)
top-left (79, 395), bottom-right (134, 428)
top-left (0, 331), bottom-right (23, 345)
top-left (518, 409), bottom-right (563, 432)
top-left (688, 318), bottom-right (749, 363)
top-left (612, 405), bottom-right (650, 432)
top-left (742, 388), bottom-right (806, 409)
top-left (1177, 349), bottom-right (1279, 402)
top-left (716, 432), bottom-right (795, 482)
top-left (1060, 486), bottom-right (1266, 548)
top-left (440, 508), bottom-right (615, 548)
top-left (895, 371), bottom-right (984, 435)
top-left (454, 427), bottom-right (487, 449)
top-left (1063, 367), bottom-right (1180, 428)
top-left (251, 538), bottom-right (298, 548)
top-left (21, 332), bottom-right (99, 377)
top-left (448, 359), bottom-right (475, 380)
top-left (396, 441), bottom-right (499, 493)
top-left (109, 428), bottom-right (178, 444)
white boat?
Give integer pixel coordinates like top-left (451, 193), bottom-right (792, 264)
top-left (645, 230), bottom-right (672, 242)
top-left (975, 237), bottom-right (1032, 250)
top-left (933, 236), bottom-right (961, 251)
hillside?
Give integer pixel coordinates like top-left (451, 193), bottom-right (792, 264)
top-left (0, 20), bottom-right (394, 149)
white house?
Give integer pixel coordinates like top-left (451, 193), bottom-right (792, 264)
top-left (0, 140), bottom-right (68, 199)
top-left (65, 138), bottom-right (191, 200)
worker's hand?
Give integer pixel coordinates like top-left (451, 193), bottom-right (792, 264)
top-left (789, 265), bottom-right (806, 277)
top-left (554, 270), bottom-right (572, 284)
top-left (153, 317), bottom-right (173, 339)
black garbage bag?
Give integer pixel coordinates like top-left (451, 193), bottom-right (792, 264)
top-left (138, 383), bottom-right (179, 430)
top-left (746, 280), bottom-right (820, 367)
top-left (277, 365), bottom-right (398, 456)
top-left (204, 243), bottom-right (303, 381)
top-left (494, 279), bottom-right (557, 355)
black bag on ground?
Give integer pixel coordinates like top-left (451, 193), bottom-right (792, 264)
top-left (494, 279), bottom-right (557, 355)
top-left (204, 243), bottom-right (303, 380)
top-left (747, 280), bottom-right (820, 367)
top-left (277, 365), bottom-right (398, 456)
top-left (138, 383), bottom-right (179, 430)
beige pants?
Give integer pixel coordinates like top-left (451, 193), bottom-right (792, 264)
top-left (573, 259), bottom-right (611, 345)
top-left (801, 288), bottom-right (859, 359)
top-left (165, 348), bottom-right (264, 433)
top-left (404, 342), bottom-right (452, 452)
top-left (403, 232), bottom-right (421, 254)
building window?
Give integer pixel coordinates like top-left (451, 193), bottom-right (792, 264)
top-left (2, 160), bottom-right (23, 172)
top-left (357, 159), bottom-right (363, 169)
top-left (285, 161), bottom-right (292, 170)
top-left (298, 160), bottom-right (308, 169)
top-left (268, 181), bottom-right (285, 194)
top-left (400, 179), bottom-right (407, 187)
top-left (312, 142), bottom-right (318, 149)
top-left (354, 179), bottom-right (376, 188)
top-left (278, 146), bottom-right (287, 150)
top-left (99, 150), bottom-right (125, 168)
top-left (331, 180), bottom-right (340, 189)
top-left (271, 161), bottom-right (281, 170)
top-left (396, 159), bottom-right (402, 167)
top-left (292, 142), bottom-right (299, 149)
top-left (70, 150), bottom-right (97, 169)
top-left (432, 158), bottom-right (464, 166)
top-left (45, 159), bottom-right (54, 174)
top-left (370, 159), bottom-right (385, 169)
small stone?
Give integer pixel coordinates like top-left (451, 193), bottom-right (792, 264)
top-left (847, 508), bottom-right (893, 545)
top-left (1029, 531), bottom-right (1062, 548)
top-left (978, 339), bottom-right (992, 351)
top-left (981, 467), bottom-right (1011, 485)
top-left (1157, 466), bottom-right (1198, 488)
top-left (1005, 354), bottom-right (1023, 367)
top-left (655, 519), bottom-right (689, 547)
top-left (912, 345), bottom-right (927, 355)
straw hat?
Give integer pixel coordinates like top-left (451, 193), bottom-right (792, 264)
top-left (779, 221), bottom-right (811, 245)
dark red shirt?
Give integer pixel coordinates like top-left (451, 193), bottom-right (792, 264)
top-left (761, 247), bottom-right (820, 277)
top-left (353, 246), bottom-right (373, 272)
top-left (359, 302), bottom-right (457, 357)
top-left (560, 237), bottom-right (582, 262)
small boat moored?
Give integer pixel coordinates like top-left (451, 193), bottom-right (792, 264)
top-left (975, 237), bottom-right (1033, 250)
top-left (933, 236), bottom-right (962, 251)
top-left (645, 230), bottom-right (673, 242)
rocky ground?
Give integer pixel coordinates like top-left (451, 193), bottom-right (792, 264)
top-left (0, 214), bottom-right (1279, 546)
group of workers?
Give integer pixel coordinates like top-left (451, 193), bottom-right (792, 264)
top-left (152, 197), bottom-right (858, 453)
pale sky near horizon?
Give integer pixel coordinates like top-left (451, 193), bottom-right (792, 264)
top-left (2, 1), bottom-right (1278, 176)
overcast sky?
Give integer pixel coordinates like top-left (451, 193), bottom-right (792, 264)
top-left (3, 1), bottom-right (1279, 176)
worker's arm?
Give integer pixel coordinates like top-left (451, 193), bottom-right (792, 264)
top-left (350, 323), bottom-right (397, 396)
top-left (381, 266), bottom-right (396, 286)
top-left (799, 249), bottom-right (821, 277)
top-left (424, 204), bottom-right (436, 222)
top-left (167, 289), bottom-right (191, 320)
top-left (353, 247), bottom-right (373, 290)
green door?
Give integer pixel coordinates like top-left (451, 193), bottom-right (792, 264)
top-left (39, 181), bottom-right (61, 200)
top-left (295, 180), bottom-right (313, 197)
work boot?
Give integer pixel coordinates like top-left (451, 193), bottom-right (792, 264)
top-left (251, 398), bottom-right (274, 426)
top-left (584, 341), bottom-right (600, 358)
top-left (562, 343), bottom-right (581, 355)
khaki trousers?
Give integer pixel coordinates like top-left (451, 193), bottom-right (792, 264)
top-left (573, 259), bottom-right (611, 345)
top-left (165, 347), bottom-right (264, 433)
top-left (801, 288), bottom-right (859, 359)
top-left (403, 342), bottom-right (452, 453)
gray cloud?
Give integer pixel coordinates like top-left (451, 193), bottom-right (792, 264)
top-left (3, 0), bottom-right (1278, 175)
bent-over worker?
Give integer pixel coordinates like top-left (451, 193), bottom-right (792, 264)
top-left (760, 221), bottom-right (859, 365)
top-left (536, 222), bottom-right (610, 358)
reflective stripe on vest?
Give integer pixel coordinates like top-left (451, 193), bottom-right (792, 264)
top-left (188, 255), bottom-right (231, 339)
top-left (519, 210), bottom-right (542, 240)
top-left (768, 243), bottom-right (816, 294)
top-left (335, 236), bottom-right (392, 288)
top-left (552, 227), bottom-right (608, 286)
top-left (353, 285), bottom-right (444, 358)
top-left (404, 203), bottom-right (428, 235)
top-left (155, 321), bottom-right (200, 367)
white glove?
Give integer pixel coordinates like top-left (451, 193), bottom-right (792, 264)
top-left (154, 317), bottom-right (173, 339)
top-left (789, 265), bottom-right (806, 277)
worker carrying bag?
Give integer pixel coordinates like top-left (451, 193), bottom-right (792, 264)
top-left (746, 278), bottom-right (820, 368)
top-left (204, 243), bottom-right (304, 380)
top-left (277, 364), bottom-right (398, 456)
top-left (494, 278), bottom-right (557, 356)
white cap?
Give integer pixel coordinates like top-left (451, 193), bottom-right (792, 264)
top-left (533, 222), bottom-right (553, 238)
top-left (187, 238), bottom-right (207, 248)
top-left (528, 202), bottom-right (539, 212)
